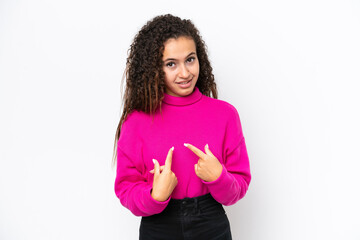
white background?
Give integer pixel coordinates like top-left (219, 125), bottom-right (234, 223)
top-left (1, 0), bottom-right (360, 239)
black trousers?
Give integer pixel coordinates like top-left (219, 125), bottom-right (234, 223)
top-left (139, 193), bottom-right (232, 240)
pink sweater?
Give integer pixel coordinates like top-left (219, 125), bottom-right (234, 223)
top-left (114, 87), bottom-right (251, 217)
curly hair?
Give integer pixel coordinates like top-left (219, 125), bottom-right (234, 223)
top-left (111, 14), bottom-right (218, 167)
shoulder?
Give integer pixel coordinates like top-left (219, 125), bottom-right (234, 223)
top-left (123, 109), bottom-right (144, 122)
top-left (119, 110), bottom-right (149, 142)
top-left (122, 109), bottom-right (150, 127)
top-left (202, 95), bottom-right (240, 119)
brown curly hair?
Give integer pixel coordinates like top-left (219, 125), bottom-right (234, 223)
top-left (111, 14), bottom-right (218, 168)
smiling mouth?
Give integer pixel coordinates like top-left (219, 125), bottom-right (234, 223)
top-left (176, 79), bottom-right (192, 85)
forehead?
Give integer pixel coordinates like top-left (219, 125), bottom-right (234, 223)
top-left (162, 37), bottom-right (196, 59)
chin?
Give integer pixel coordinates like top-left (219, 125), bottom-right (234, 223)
top-left (175, 85), bottom-right (195, 95)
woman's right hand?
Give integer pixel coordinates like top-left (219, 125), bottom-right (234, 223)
top-left (150, 147), bottom-right (178, 202)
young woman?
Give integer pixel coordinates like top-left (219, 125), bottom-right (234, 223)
top-left (112, 14), bottom-right (251, 240)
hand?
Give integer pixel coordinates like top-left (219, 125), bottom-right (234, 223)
top-left (150, 147), bottom-right (178, 202)
top-left (185, 143), bottom-right (223, 182)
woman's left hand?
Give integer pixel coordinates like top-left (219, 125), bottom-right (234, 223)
top-left (184, 143), bottom-right (223, 182)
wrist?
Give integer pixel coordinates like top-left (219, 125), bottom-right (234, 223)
top-left (207, 164), bottom-right (223, 182)
top-left (151, 190), bottom-right (167, 202)
top-left (213, 164), bottom-right (223, 181)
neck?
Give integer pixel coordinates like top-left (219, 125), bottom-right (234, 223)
top-left (162, 87), bottom-right (202, 106)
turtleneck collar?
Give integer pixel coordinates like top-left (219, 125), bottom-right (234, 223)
top-left (162, 87), bottom-right (202, 106)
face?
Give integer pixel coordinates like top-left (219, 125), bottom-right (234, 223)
top-left (162, 36), bottom-right (200, 97)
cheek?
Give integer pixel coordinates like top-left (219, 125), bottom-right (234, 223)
top-left (190, 62), bottom-right (200, 75)
top-left (163, 69), bottom-right (176, 82)
top-left (164, 71), bottom-right (171, 83)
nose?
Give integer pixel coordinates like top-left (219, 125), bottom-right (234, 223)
top-left (178, 64), bottom-right (190, 79)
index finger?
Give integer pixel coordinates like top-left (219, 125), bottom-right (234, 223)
top-left (184, 143), bottom-right (206, 159)
top-left (164, 146), bottom-right (174, 171)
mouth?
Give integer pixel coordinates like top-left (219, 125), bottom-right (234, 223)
top-left (176, 78), bottom-right (193, 85)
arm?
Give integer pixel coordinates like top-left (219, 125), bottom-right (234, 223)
top-left (202, 106), bottom-right (251, 206)
top-left (114, 114), bottom-right (170, 217)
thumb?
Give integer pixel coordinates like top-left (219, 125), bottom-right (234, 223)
top-left (153, 159), bottom-right (160, 175)
top-left (204, 143), bottom-right (214, 156)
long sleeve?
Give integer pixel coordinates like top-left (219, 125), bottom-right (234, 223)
top-left (114, 113), bottom-right (170, 217)
top-left (202, 105), bottom-right (251, 206)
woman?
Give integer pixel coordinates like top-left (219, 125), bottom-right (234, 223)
top-left (112, 14), bottom-right (251, 240)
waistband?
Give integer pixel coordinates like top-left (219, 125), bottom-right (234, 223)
top-left (146, 193), bottom-right (224, 218)
top-left (168, 193), bottom-right (215, 207)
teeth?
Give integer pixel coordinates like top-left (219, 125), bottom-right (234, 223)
top-left (179, 80), bottom-right (191, 85)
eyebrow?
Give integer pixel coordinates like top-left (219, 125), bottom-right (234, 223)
top-left (163, 52), bottom-right (196, 62)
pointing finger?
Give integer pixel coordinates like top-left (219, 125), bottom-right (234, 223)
top-left (184, 143), bottom-right (206, 159)
top-left (164, 146), bottom-right (174, 171)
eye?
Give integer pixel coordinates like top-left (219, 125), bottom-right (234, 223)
top-left (187, 57), bottom-right (196, 63)
top-left (166, 62), bottom-right (175, 68)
